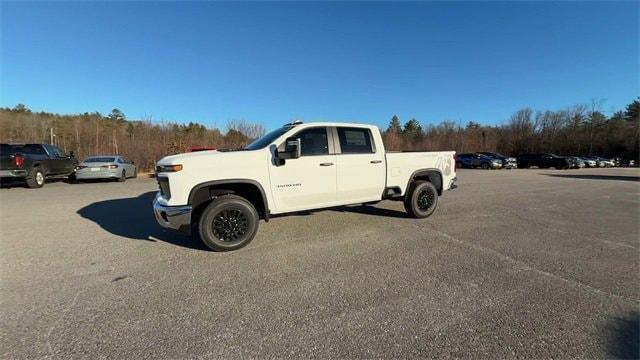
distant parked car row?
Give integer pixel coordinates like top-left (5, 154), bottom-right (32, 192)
top-left (456, 151), bottom-right (635, 170)
top-left (456, 152), bottom-right (517, 169)
top-left (0, 143), bottom-right (136, 188)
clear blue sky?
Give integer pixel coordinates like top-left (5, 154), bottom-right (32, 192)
top-left (2, 1), bottom-right (638, 130)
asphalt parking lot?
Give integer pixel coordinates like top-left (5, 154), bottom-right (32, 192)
top-left (1, 168), bottom-right (638, 358)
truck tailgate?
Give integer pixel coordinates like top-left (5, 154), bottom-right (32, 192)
top-left (0, 145), bottom-right (19, 171)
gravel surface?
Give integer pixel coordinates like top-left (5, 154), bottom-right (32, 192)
top-left (1, 168), bottom-right (638, 358)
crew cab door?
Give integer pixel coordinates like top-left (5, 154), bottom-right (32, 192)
top-left (45, 145), bottom-right (73, 174)
top-left (334, 127), bottom-right (385, 203)
top-left (42, 144), bottom-right (63, 174)
top-left (269, 127), bottom-right (337, 213)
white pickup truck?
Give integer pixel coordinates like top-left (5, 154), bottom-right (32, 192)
top-left (153, 121), bottom-right (457, 251)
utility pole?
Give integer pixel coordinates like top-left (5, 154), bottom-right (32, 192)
top-left (113, 129), bottom-right (118, 154)
top-left (50, 128), bottom-right (56, 145)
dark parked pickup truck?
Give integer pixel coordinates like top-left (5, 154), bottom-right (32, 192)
top-left (516, 153), bottom-right (571, 169)
top-left (0, 143), bottom-right (77, 188)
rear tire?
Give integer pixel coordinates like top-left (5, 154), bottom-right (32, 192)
top-left (26, 168), bottom-right (45, 188)
top-left (404, 180), bottom-right (438, 219)
top-left (198, 195), bottom-right (259, 251)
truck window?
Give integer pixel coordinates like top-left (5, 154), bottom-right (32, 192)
top-left (7, 144), bottom-right (46, 155)
top-left (297, 128), bottom-right (329, 156)
top-left (43, 144), bottom-right (56, 156)
top-left (337, 127), bottom-right (374, 154)
top-left (21, 144), bottom-right (46, 155)
top-left (52, 146), bottom-right (66, 157)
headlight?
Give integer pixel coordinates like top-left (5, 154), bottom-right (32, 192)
top-left (156, 164), bottom-right (183, 173)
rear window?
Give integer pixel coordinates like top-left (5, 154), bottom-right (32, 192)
top-left (337, 127), bottom-right (374, 154)
top-left (85, 157), bottom-right (115, 163)
top-left (1, 144), bottom-right (46, 155)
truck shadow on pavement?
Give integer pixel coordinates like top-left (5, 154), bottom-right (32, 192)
top-left (545, 174), bottom-right (640, 182)
top-left (77, 191), bottom-right (209, 251)
top-left (605, 311), bottom-right (639, 359)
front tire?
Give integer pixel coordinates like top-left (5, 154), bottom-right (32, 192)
top-left (118, 170), bottom-right (126, 182)
top-left (481, 162), bottom-right (490, 170)
top-left (198, 195), bottom-right (259, 251)
top-left (26, 168), bottom-right (45, 188)
top-left (404, 180), bottom-right (438, 219)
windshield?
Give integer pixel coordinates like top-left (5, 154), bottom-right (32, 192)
top-left (483, 152), bottom-right (506, 159)
top-left (244, 125), bottom-right (293, 150)
top-left (85, 157), bottom-right (115, 163)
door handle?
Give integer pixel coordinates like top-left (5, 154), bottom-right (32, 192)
top-left (370, 160), bottom-right (382, 164)
top-left (319, 162), bottom-right (334, 166)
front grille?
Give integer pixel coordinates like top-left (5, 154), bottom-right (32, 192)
top-left (158, 177), bottom-right (171, 199)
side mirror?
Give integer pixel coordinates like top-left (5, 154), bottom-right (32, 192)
top-left (131, 161), bottom-right (135, 165)
top-left (278, 137), bottom-right (301, 160)
top-left (68, 151), bottom-right (75, 158)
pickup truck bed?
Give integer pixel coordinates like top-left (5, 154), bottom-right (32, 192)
top-left (385, 151), bottom-right (456, 196)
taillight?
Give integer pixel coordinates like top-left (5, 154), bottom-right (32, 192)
top-left (102, 164), bottom-right (118, 169)
top-left (14, 155), bottom-right (24, 168)
top-left (453, 152), bottom-right (457, 171)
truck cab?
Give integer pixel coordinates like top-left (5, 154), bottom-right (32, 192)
top-left (154, 121), bottom-right (456, 251)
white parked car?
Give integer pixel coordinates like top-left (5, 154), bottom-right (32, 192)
top-left (153, 122), bottom-right (457, 251)
top-left (75, 155), bottom-right (137, 182)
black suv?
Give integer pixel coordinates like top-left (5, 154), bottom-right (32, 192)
top-left (477, 152), bottom-right (518, 169)
top-left (516, 153), bottom-right (571, 169)
top-left (455, 153), bottom-right (502, 169)
top-left (0, 143), bottom-right (77, 188)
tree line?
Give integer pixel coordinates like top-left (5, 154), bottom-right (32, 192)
top-left (0, 106), bottom-right (264, 172)
top-left (382, 98), bottom-right (639, 162)
top-left (1, 98), bottom-right (638, 172)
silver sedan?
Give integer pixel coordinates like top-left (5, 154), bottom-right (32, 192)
top-left (75, 155), bottom-right (137, 182)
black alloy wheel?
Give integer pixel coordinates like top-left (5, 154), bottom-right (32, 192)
top-left (198, 194), bottom-right (259, 251)
top-left (404, 180), bottom-right (439, 218)
top-left (212, 209), bottom-right (249, 243)
top-left (417, 187), bottom-right (436, 211)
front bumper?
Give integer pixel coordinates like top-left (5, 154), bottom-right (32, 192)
top-left (0, 169), bottom-right (27, 178)
top-left (153, 193), bottom-right (192, 233)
